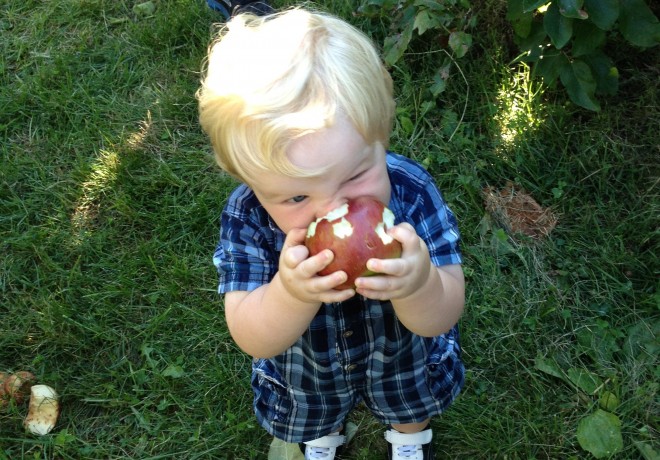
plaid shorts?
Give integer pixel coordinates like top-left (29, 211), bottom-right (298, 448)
top-left (250, 296), bottom-right (465, 443)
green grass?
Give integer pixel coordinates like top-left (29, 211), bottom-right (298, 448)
top-left (1, 0), bottom-right (658, 458)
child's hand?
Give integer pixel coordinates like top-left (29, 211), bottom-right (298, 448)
top-left (278, 228), bottom-right (355, 304)
top-left (354, 223), bottom-right (431, 300)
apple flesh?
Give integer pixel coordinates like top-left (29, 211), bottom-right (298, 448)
top-left (24, 384), bottom-right (60, 435)
top-left (305, 197), bottom-right (402, 290)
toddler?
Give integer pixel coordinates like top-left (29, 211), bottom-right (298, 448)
top-left (198, 8), bottom-right (465, 459)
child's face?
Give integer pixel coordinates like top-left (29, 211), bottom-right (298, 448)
top-left (249, 115), bottom-right (391, 234)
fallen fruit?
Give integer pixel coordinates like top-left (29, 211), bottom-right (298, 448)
top-left (305, 197), bottom-right (402, 290)
top-left (0, 372), bottom-right (8, 409)
top-left (4, 371), bottom-right (36, 404)
top-left (24, 384), bottom-right (60, 435)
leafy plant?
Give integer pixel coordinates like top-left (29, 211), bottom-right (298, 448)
top-left (507, 0), bottom-right (660, 110)
top-left (357, 0), bottom-right (475, 96)
top-left (577, 409), bottom-right (624, 458)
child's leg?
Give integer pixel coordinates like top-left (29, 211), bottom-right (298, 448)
top-left (391, 419), bottom-right (430, 433)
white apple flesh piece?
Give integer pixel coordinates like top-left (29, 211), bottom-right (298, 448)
top-left (305, 197), bottom-right (402, 290)
top-left (24, 384), bottom-right (60, 435)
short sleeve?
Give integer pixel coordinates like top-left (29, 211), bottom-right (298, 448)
top-left (387, 153), bottom-right (462, 267)
top-left (214, 185), bottom-right (284, 293)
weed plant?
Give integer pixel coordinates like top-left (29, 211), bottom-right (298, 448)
top-left (1, 0), bottom-right (657, 458)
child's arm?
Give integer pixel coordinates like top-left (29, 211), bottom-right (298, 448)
top-left (224, 228), bottom-right (355, 358)
top-left (355, 222), bottom-right (465, 337)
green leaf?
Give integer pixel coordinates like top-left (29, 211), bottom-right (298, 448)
top-left (507, 0), bottom-right (524, 20)
top-left (506, 0), bottom-right (525, 21)
top-left (430, 73), bottom-right (447, 96)
top-left (515, 20), bottom-right (551, 61)
top-left (577, 410), bottom-right (623, 458)
top-left (619, 0), bottom-right (660, 48)
top-left (54, 429), bottom-right (77, 446)
top-left (623, 319), bottom-right (660, 366)
top-left (583, 0), bottom-right (619, 31)
top-left (576, 319), bottom-right (623, 363)
top-left (448, 31), bottom-right (472, 58)
top-left (560, 59), bottom-right (600, 111)
top-left (535, 52), bottom-right (569, 85)
top-left (567, 368), bottom-right (603, 394)
top-left (523, 0), bottom-right (548, 13)
top-left (357, 4), bottom-right (383, 17)
top-left (544, 2), bottom-right (574, 49)
top-left (133, 1), bottom-right (156, 17)
top-left (634, 441), bottom-right (660, 460)
top-left (162, 364), bottom-right (185, 378)
top-left (598, 391), bottom-right (619, 412)
top-left (357, 0), bottom-right (396, 17)
top-left (512, 12), bottom-right (534, 38)
top-left (582, 52), bottom-right (619, 96)
top-left (440, 109), bottom-right (459, 137)
top-left (414, 0), bottom-right (449, 12)
top-left (572, 20), bottom-right (606, 56)
top-left (414, 10), bottom-right (435, 35)
top-left (558, 0), bottom-right (588, 19)
top-left (383, 21), bottom-right (414, 66)
top-left (399, 115), bottom-right (414, 134)
top-left (534, 355), bottom-right (564, 379)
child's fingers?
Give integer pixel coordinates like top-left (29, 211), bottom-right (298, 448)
top-left (281, 244), bottom-right (310, 268)
top-left (283, 227), bottom-right (309, 248)
top-left (388, 222), bottom-right (428, 255)
top-left (313, 273), bottom-right (355, 299)
top-left (388, 222), bottom-right (416, 244)
top-left (299, 248), bottom-right (334, 274)
top-left (356, 273), bottom-right (401, 291)
top-left (318, 288), bottom-right (356, 303)
top-left (280, 228), bottom-right (315, 269)
top-left (366, 257), bottom-right (406, 277)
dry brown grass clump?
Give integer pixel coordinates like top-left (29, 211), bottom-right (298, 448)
top-left (483, 183), bottom-right (558, 239)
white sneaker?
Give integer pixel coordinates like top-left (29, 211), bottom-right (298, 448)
top-left (299, 431), bottom-right (346, 459)
top-left (384, 428), bottom-right (434, 460)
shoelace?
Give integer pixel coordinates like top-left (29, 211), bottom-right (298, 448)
top-left (306, 446), bottom-right (332, 459)
top-left (396, 444), bottom-right (420, 458)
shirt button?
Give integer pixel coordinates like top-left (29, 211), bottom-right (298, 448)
top-left (345, 364), bottom-right (357, 372)
top-left (342, 330), bottom-right (354, 338)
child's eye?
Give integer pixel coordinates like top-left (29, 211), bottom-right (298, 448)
top-left (288, 195), bottom-right (307, 203)
top-left (348, 171), bottom-right (364, 181)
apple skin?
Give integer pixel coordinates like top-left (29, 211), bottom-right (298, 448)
top-left (305, 197), bottom-right (403, 290)
top-left (4, 371), bottom-right (36, 405)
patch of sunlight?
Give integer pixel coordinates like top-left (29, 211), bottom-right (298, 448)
top-left (69, 110), bottom-right (153, 243)
top-left (71, 148), bottom-right (121, 240)
top-left (127, 109), bottom-right (152, 151)
top-left (494, 62), bottom-right (545, 153)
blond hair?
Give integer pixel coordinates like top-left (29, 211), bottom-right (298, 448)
top-left (197, 8), bottom-right (394, 184)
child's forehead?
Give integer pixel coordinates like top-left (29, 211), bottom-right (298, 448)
top-left (286, 115), bottom-right (368, 170)
top-left (252, 141), bottom-right (374, 199)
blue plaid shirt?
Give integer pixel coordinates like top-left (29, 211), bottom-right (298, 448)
top-left (214, 152), bottom-right (464, 441)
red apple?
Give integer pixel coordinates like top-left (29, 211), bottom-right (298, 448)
top-left (4, 371), bottom-right (36, 405)
top-left (0, 372), bottom-right (8, 409)
top-left (305, 197), bottom-right (402, 290)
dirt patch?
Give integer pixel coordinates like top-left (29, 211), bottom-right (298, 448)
top-left (483, 183), bottom-right (558, 239)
